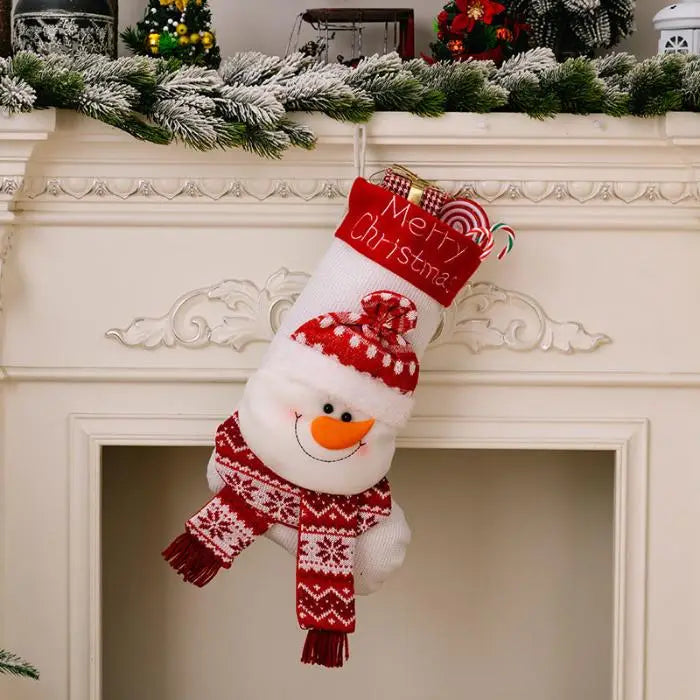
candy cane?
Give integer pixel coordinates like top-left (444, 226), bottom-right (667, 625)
top-left (491, 223), bottom-right (516, 260)
top-left (467, 226), bottom-right (494, 260)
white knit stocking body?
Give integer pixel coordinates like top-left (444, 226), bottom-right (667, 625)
top-left (204, 183), bottom-right (462, 597)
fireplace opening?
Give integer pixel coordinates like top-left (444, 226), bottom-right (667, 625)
top-left (102, 446), bottom-right (614, 700)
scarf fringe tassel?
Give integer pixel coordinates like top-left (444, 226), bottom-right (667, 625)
top-left (301, 629), bottom-right (350, 668)
top-left (162, 532), bottom-right (223, 588)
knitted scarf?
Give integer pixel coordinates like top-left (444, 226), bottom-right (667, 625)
top-left (163, 413), bottom-right (391, 668)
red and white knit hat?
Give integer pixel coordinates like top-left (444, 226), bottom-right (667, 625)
top-left (266, 290), bottom-right (420, 427)
top-left (290, 290), bottom-right (419, 396)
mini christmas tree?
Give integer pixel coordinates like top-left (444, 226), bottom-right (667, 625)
top-left (122, 0), bottom-right (220, 68)
top-left (429, 0), bottom-right (529, 65)
top-left (508, 0), bottom-right (635, 60)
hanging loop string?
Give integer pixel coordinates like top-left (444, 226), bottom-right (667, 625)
top-left (353, 124), bottom-right (367, 179)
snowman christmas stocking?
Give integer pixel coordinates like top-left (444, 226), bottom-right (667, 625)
top-left (163, 175), bottom-right (485, 667)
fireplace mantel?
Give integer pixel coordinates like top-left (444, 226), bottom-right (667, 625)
top-left (1, 110), bottom-right (699, 700)
top-left (7, 109), bottom-right (700, 230)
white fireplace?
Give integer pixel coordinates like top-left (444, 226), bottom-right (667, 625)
top-left (2, 108), bottom-right (699, 700)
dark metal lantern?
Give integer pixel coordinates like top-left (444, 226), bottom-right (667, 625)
top-left (13, 0), bottom-right (115, 56)
top-left (288, 8), bottom-right (415, 64)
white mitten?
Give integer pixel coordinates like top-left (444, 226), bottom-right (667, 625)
top-left (206, 448), bottom-right (225, 493)
top-left (354, 501), bottom-right (411, 594)
top-left (266, 502), bottom-right (411, 595)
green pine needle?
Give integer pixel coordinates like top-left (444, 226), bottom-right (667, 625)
top-left (121, 26), bottom-right (146, 56)
top-left (412, 87), bottom-right (446, 118)
top-left (102, 112), bottom-right (173, 145)
top-left (240, 125), bottom-right (290, 159)
top-left (628, 56), bottom-right (685, 117)
top-left (279, 118), bottom-right (317, 150)
top-left (11, 53), bottom-right (84, 109)
top-left (541, 58), bottom-right (607, 114)
top-left (214, 121), bottom-right (246, 149)
top-left (0, 650), bottom-right (39, 680)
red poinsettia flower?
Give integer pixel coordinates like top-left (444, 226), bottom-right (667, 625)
top-left (438, 10), bottom-right (449, 22)
top-left (451, 0), bottom-right (506, 33)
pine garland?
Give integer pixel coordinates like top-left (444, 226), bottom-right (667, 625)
top-left (1, 49), bottom-right (700, 157)
top-left (0, 649), bottom-right (39, 680)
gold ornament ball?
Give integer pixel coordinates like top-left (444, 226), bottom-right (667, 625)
top-left (178, 35), bottom-right (190, 45)
top-left (189, 32), bottom-right (201, 44)
top-left (201, 31), bottom-right (214, 48)
top-left (147, 32), bottom-right (160, 54)
top-left (176, 23), bottom-right (188, 35)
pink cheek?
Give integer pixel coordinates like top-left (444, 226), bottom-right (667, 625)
top-left (358, 443), bottom-right (370, 457)
top-left (288, 408), bottom-right (299, 420)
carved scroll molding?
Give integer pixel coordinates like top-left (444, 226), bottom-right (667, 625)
top-left (106, 269), bottom-right (309, 350)
top-left (16, 176), bottom-right (699, 205)
top-left (106, 268), bottom-right (611, 354)
top-left (432, 282), bottom-right (611, 353)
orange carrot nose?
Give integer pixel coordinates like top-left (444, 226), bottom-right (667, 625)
top-left (310, 415), bottom-right (375, 450)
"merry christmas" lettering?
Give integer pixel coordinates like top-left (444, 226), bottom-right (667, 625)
top-left (347, 194), bottom-right (467, 290)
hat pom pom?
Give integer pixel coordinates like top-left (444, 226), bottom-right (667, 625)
top-left (360, 291), bottom-right (417, 336)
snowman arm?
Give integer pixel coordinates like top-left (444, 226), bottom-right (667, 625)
top-left (206, 448), bottom-right (226, 494)
top-left (265, 523), bottom-right (299, 554)
top-left (264, 501), bottom-right (411, 596)
top-left (354, 499), bottom-right (411, 595)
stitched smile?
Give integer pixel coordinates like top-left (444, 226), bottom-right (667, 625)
top-left (294, 413), bottom-right (364, 463)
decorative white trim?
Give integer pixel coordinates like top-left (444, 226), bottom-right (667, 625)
top-left (106, 269), bottom-right (610, 355)
top-left (0, 177), bottom-right (21, 196)
top-left (105, 268), bottom-right (309, 351)
top-left (5, 367), bottom-right (700, 387)
top-left (68, 412), bottom-right (648, 700)
top-left (21, 177), bottom-right (350, 202)
top-left (452, 180), bottom-right (695, 205)
top-left (433, 282), bottom-right (611, 353)
top-left (14, 176), bottom-right (700, 205)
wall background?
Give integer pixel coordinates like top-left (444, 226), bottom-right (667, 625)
top-left (115, 0), bottom-right (669, 59)
top-left (103, 446), bottom-right (614, 700)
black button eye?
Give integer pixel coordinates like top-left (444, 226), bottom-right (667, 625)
top-left (341, 412), bottom-right (352, 422)
top-left (323, 403), bottom-right (334, 414)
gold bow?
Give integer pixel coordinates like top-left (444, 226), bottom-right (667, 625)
top-left (391, 164), bottom-right (439, 205)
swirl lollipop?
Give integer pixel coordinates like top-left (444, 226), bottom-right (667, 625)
top-left (440, 198), bottom-right (493, 260)
top-left (439, 198), bottom-right (491, 234)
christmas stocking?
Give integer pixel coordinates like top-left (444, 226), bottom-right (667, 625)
top-left (164, 174), bottom-right (484, 667)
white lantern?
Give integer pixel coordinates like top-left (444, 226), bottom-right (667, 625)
top-left (654, 0), bottom-right (700, 55)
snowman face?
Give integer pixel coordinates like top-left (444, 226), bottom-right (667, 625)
top-left (237, 368), bottom-right (397, 495)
